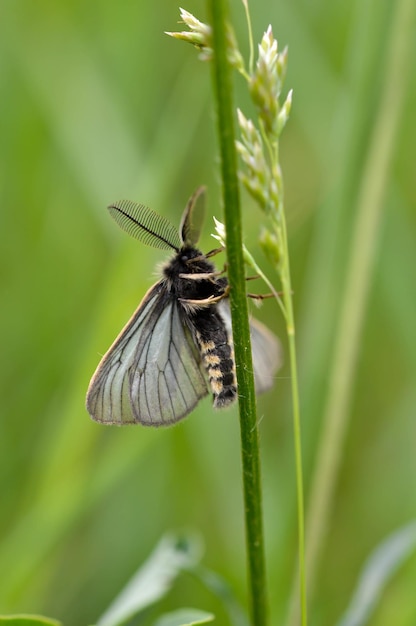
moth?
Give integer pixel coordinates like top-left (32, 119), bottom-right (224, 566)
top-left (86, 187), bottom-right (280, 426)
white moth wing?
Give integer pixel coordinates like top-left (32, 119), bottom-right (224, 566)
top-left (86, 282), bottom-right (208, 426)
top-left (218, 301), bottom-right (281, 394)
top-left (248, 316), bottom-right (282, 393)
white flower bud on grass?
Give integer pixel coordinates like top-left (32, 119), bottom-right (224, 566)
top-left (236, 109), bottom-right (277, 213)
top-left (276, 89), bottom-right (293, 135)
top-left (249, 26), bottom-right (289, 138)
top-left (166, 8), bottom-right (245, 70)
top-left (212, 217), bottom-right (226, 248)
top-left (165, 8), bottom-right (212, 59)
top-left (259, 228), bottom-right (280, 266)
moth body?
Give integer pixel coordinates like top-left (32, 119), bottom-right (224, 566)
top-left (86, 187), bottom-right (280, 426)
top-left (162, 245), bottom-right (237, 408)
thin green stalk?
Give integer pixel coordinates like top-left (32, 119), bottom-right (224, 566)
top-left (207, 1), bottom-right (268, 624)
top-left (278, 218), bottom-right (307, 626)
top-left (292, 0), bottom-right (415, 618)
top-left (241, 0), bottom-right (254, 75)
top-left (246, 208), bottom-right (307, 626)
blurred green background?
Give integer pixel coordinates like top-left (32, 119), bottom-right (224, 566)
top-left (1, 0), bottom-right (415, 625)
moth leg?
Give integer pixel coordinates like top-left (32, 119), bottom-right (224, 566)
top-left (188, 247), bottom-right (224, 264)
top-left (214, 263), bottom-right (228, 276)
top-left (245, 275), bottom-right (286, 299)
top-left (247, 292), bottom-right (275, 301)
top-left (205, 246), bottom-right (224, 259)
top-left (188, 248), bottom-right (226, 273)
top-left (178, 271), bottom-right (223, 281)
top-left (179, 285), bottom-right (230, 307)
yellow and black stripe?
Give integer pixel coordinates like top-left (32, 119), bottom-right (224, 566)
top-left (195, 327), bottom-right (237, 408)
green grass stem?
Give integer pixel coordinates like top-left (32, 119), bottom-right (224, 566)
top-left (208, 1), bottom-right (268, 624)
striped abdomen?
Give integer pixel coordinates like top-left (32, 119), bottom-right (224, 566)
top-left (193, 311), bottom-right (237, 408)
